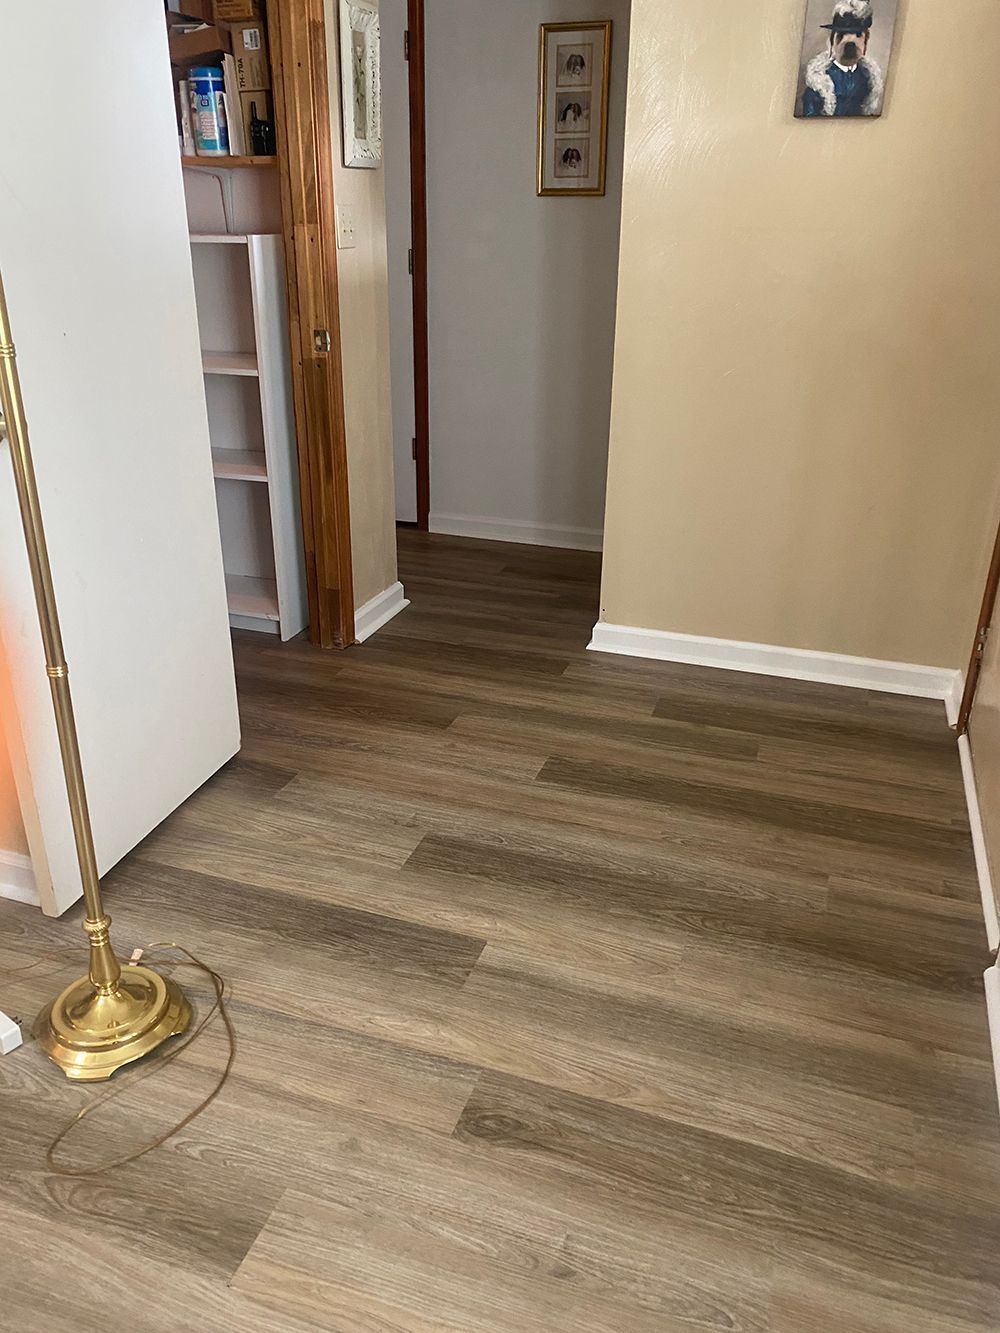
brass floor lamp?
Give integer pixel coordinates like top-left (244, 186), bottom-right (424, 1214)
top-left (0, 270), bottom-right (191, 1080)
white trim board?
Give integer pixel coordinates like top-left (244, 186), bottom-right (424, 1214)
top-left (588, 621), bottom-right (962, 706)
top-left (354, 581), bottom-right (410, 644)
top-left (986, 966), bottom-right (1000, 1115)
top-left (958, 734), bottom-right (1000, 953)
top-left (0, 849), bottom-right (39, 907)
top-left (430, 514), bottom-right (603, 553)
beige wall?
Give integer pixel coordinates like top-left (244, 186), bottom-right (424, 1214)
top-left (601, 0), bottom-right (1000, 669)
top-left (325, 0), bottom-right (398, 611)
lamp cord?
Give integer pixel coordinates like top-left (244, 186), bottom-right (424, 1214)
top-left (46, 943), bottom-right (235, 1176)
top-left (2, 942), bottom-right (234, 1176)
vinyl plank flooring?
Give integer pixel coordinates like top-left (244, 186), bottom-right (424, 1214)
top-left (456, 1070), bottom-right (1000, 1330)
top-left (232, 1126), bottom-right (773, 1333)
top-left (1, 531), bottom-right (996, 1332)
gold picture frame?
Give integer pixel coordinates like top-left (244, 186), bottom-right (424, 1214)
top-left (537, 21), bottom-right (612, 197)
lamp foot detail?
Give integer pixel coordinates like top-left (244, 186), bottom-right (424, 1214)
top-left (34, 965), bottom-right (191, 1081)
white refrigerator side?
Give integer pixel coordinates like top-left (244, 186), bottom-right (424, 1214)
top-left (0, 3), bottom-right (240, 915)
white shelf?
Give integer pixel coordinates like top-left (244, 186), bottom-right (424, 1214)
top-left (190, 233), bottom-right (250, 245)
top-left (212, 448), bottom-right (268, 482)
top-left (202, 351), bottom-right (259, 377)
top-left (225, 573), bottom-right (279, 621)
top-left (191, 233), bottom-right (308, 640)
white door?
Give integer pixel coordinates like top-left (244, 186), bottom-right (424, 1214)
top-left (0, 1), bottom-right (240, 915)
top-left (381, 0), bottom-right (418, 522)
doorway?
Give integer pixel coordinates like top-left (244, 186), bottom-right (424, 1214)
top-left (381, 0), bottom-right (631, 556)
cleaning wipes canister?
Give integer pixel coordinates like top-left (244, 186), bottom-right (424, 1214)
top-left (191, 66), bottom-right (229, 156)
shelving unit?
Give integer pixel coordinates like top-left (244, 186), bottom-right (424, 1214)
top-left (190, 232), bottom-right (307, 639)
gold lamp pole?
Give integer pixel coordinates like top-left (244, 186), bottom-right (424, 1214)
top-left (0, 271), bottom-right (190, 1080)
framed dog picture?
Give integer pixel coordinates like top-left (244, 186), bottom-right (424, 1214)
top-left (537, 21), bottom-right (612, 197)
top-left (339, 0), bottom-right (382, 167)
top-left (795, 0), bottom-right (899, 119)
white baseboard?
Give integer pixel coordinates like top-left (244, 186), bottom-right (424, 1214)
top-left (0, 850), bottom-right (39, 907)
top-left (588, 621), bottom-right (963, 707)
top-left (985, 967), bottom-right (1000, 1115)
top-left (429, 513), bottom-right (603, 552)
top-left (958, 734), bottom-right (1000, 953)
top-left (355, 581), bottom-right (410, 644)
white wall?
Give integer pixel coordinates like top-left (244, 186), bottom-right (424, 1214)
top-left (381, 0), bottom-right (417, 523)
top-left (418, 0), bottom-right (630, 549)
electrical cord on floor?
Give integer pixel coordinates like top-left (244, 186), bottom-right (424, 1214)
top-left (1, 942), bottom-right (235, 1176)
top-left (46, 943), bottom-right (236, 1177)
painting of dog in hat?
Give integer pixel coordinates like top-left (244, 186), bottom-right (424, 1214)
top-left (795, 0), bottom-right (899, 118)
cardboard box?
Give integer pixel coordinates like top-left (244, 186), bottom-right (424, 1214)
top-left (240, 89), bottom-right (275, 155)
top-left (166, 0), bottom-right (214, 21)
top-left (168, 23), bottom-right (232, 65)
top-left (232, 22), bottom-right (271, 91)
top-left (213, 0), bottom-right (261, 21)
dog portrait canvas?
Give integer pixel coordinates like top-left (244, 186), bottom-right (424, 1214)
top-left (795, 0), bottom-right (899, 119)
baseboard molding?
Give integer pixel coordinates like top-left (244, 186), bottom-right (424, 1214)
top-left (588, 621), bottom-right (963, 707)
top-left (958, 734), bottom-right (1000, 953)
top-left (355, 581), bottom-right (410, 644)
top-left (985, 966), bottom-right (1000, 1114)
top-left (0, 850), bottom-right (39, 907)
top-left (429, 513), bottom-right (603, 552)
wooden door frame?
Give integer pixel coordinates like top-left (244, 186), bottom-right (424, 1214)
top-left (407, 0), bottom-right (430, 530)
top-left (269, 0), bottom-right (356, 647)
top-left (957, 515), bottom-right (1000, 734)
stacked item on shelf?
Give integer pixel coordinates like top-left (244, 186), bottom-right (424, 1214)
top-left (167, 0), bottom-right (276, 163)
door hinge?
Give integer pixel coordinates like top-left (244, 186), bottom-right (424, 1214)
top-left (408, 248), bottom-right (414, 275)
top-left (411, 437), bottom-right (418, 461)
top-left (976, 625), bottom-right (991, 658)
top-left (404, 29), bottom-right (410, 60)
top-left (313, 329), bottom-right (332, 353)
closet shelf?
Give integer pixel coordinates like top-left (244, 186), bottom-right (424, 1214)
top-left (212, 449), bottom-right (268, 482)
top-left (202, 351), bottom-right (259, 377)
top-left (190, 233), bottom-right (250, 245)
top-left (182, 155), bottom-right (277, 170)
top-left (226, 573), bottom-right (279, 621)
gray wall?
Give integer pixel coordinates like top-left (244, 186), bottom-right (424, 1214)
top-left (418, 0), bottom-right (630, 548)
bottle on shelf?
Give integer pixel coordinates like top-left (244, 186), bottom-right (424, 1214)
top-left (191, 66), bottom-right (229, 157)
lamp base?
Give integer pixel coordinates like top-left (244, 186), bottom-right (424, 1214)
top-left (34, 964), bottom-right (191, 1081)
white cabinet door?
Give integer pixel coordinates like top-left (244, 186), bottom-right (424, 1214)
top-left (0, 1), bottom-right (240, 914)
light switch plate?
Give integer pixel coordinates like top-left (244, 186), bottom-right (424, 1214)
top-left (337, 206), bottom-right (357, 250)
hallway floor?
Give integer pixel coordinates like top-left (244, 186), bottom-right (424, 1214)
top-left (2, 531), bottom-right (999, 1331)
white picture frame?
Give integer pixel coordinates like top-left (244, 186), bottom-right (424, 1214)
top-left (339, 0), bottom-right (382, 168)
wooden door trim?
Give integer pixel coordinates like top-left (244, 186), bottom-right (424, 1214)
top-left (957, 515), bottom-right (1000, 734)
top-left (269, 0), bottom-right (356, 647)
top-left (407, 0), bottom-right (430, 530)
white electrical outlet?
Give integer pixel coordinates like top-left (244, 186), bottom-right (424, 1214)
top-left (337, 206), bottom-right (357, 250)
top-left (0, 1010), bottom-right (22, 1056)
